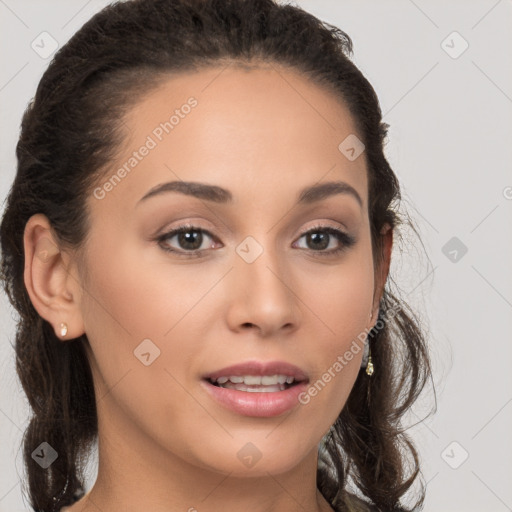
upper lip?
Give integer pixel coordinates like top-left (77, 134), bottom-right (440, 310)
top-left (203, 360), bottom-right (309, 382)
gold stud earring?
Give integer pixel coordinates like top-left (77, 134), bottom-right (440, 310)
top-left (59, 322), bottom-right (68, 337)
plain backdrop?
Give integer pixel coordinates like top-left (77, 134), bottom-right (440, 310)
top-left (1, 1), bottom-right (511, 511)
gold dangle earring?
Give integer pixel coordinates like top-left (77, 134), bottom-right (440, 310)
top-left (365, 309), bottom-right (374, 376)
top-left (366, 345), bottom-right (374, 376)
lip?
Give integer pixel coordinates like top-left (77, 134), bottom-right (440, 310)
top-left (201, 360), bottom-right (309, 418)
top-left (202, 360), bottom-right (309, 381)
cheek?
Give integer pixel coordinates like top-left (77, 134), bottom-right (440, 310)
top-left (321, 270), bottom-right (373, 330)
top-left (309, 244), bottom-right (375, 344)
top-left (81, 232), bottom-right (214, 342)
top-left (78, 238), bottom-right (207, 433)
top-left (78, 233), bottom-right (217, 406)
top-left (299, 249), bottom-right (374, 417)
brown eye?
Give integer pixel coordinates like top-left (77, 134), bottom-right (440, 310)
top-left (174, 229), bottom-right (204, 251)
top-left (304, 231), bottom-right (330, 250)
top-left (294, 226), bottom-right (356, 256)
top-left (157, 225), bottom-right (218, 256)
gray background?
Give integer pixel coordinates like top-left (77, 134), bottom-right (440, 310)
top-left (1, 0), bottom-right (511, 510)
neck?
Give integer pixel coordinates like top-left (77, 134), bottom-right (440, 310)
top-left (71, 399), bottom-right (334, 512)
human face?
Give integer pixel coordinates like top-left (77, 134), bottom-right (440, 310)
top-left (77, 64), bottom-right (378, 478)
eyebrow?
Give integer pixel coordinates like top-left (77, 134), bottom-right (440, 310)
top-left (138, 180), bottom-right (363, 208)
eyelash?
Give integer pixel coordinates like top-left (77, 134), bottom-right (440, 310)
top-left (155, 223), bottom-right (356, 259)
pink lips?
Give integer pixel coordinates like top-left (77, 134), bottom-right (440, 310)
top-left (201, 360), bottom-right (309, 418)
top-left (203, 360), bottom-right (308, 381)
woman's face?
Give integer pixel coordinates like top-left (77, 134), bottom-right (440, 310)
top-left (73, 64), bottom-right (388, 477)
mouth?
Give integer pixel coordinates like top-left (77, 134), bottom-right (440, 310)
top-left (200, 360), bottom-right (310, 416)
top-left (205, 374), bottom-right (304, 393)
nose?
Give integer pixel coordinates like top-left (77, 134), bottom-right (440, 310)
top-left (225, 244), bottom-right (301, 338)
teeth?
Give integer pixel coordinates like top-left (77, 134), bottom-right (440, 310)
top-left (261, 375), bottom-right (278, 385)
top-left (218, 382), bottom-right (286, 392)
top-left (209, 374), bottom-right (297, 386)
top-left (244, 384), bottom-right (282, 392)
top-left (244, 375), bottom-right (262, 385)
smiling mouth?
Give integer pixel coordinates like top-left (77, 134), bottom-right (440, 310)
top-left (206, 375), bottom-right (302, 393)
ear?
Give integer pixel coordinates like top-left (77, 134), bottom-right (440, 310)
top-left (23, 213), bottom-right (85, 341)
top-left (370, 223), bottom-right (393, 323)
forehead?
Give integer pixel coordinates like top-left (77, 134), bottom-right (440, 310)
top-left (93, 64), bottom-right (368, 212)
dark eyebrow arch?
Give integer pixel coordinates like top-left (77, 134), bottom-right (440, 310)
top-left (138, 180), bottom-right (231, 205)
top-left (297, 181), bottom-right (362, 208)
top-left (137, 180), bottom-right (363, 208)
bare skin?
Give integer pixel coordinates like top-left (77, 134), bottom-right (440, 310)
top-left (24, 63), bottom-right (392, 512)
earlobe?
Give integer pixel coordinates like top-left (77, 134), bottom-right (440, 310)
top-left (23, 213), bottom-right (85, 340)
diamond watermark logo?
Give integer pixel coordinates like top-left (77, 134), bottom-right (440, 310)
top-left (236, 236), bottom-right (264, 264)
top-left (31, 32), bottom-right (59, 59)
top-left (338, 134), bottom-right (365, 161)
top-left (441, 31), bottom-right (469, 59)
top-left (134, 338), bottom-right (161, 366)
top-left (442, 236), bottom-right (468, 263)
top-left (441, 441), bottom-right (469, 469)
top-left (237, 442), bottom-right (262, 468)
top-left (31, 442), bottom-right (58, 469)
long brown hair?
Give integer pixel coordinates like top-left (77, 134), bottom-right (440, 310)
top-left (0, 1), bottom-right (434, 510)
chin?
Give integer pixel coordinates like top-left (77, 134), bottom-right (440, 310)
top-left (192, 439), bottom-right (311, 478)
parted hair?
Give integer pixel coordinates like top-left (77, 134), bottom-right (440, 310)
top-left (0, 0), bottom-right (433, 510)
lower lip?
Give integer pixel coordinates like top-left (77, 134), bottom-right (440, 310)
top-left (201, 379), bottom-right (309, 417)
